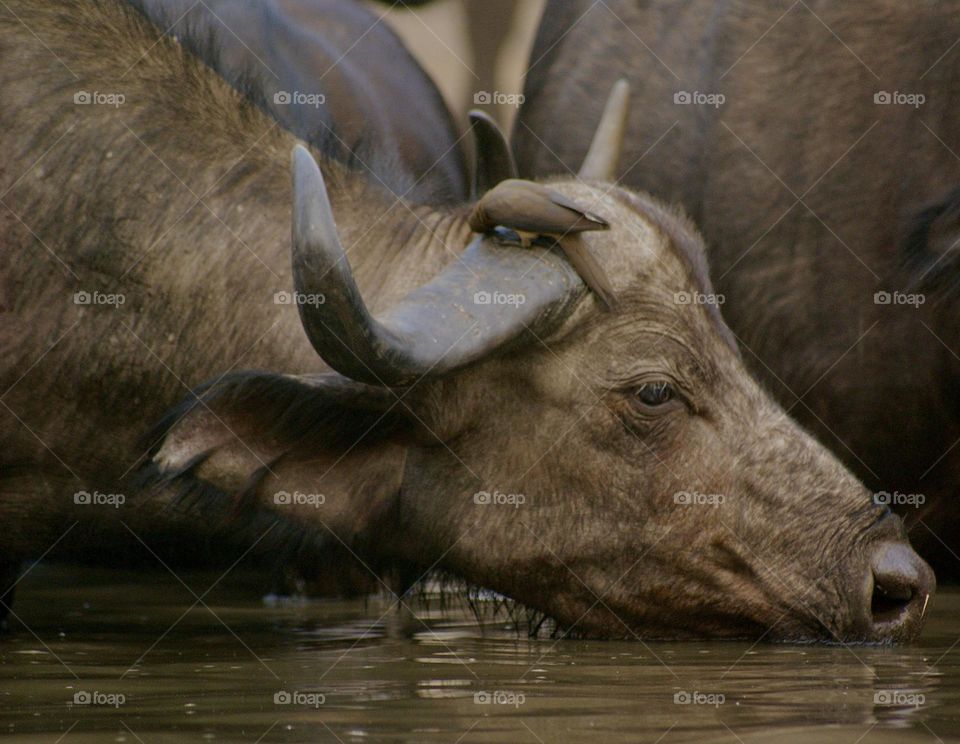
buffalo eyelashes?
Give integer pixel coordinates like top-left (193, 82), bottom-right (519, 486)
top-left (634, 381), bottom-right (675, 407)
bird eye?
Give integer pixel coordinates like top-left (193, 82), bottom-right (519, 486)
top-left (635, 381), bottom-right (675, 407)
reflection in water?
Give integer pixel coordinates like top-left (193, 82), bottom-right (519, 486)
top-left (0, 565), bottom-right (957, 743)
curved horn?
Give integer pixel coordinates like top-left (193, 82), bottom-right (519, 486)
top-left (578, 79), bottom-right (630, 180)
top-left (290, 145), bottom-right (585, 386)
top-left (469, 109), bottom-right (518, 197)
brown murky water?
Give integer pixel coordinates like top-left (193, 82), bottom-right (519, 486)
top-left (1, 565), bottom-right (958, 743)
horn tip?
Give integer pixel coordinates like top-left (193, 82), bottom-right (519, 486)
top-left (577, 79), bottom-right (632, 181)
top-left (291, 142), bottom-right (312, 165)
top-left (291, 143), bottom-right (321, 184)
top-left (469, 109), bottom-right (496, 126)
top-left (470, 109), bottom-right (517, 195)
top-left (610, 79), bottom-right (630, 112)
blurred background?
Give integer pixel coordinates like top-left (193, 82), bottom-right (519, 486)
top-left (364, 0), bottom-right (545, 130)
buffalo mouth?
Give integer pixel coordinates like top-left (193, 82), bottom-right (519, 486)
top-left (859, 540), bottom-right (936, 642)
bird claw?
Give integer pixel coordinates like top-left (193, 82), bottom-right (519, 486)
top-left (490, 226), bottom-right (524, 246)
top-left (488, 227), bottom-right (558, 251)
top-left (531, 235), bottom-right (558, 249)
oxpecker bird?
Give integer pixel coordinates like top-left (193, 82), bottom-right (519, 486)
top-left (466, 79), bottom-right (629, 312)
top-left (469, 178), bottom-right (618, 311)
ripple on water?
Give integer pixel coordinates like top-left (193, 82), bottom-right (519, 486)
top-left (2, 565), bottom-right (959, 743)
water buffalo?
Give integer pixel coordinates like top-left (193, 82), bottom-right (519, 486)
top-left (515, 0), bottom-right (960, 577)
top-left (0, 0), bottom-right (934, 642)
top-left (132, 0), bottom-right (467, 202)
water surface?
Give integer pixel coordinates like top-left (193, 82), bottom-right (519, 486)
top-left (2, 565), bottom-right (958, 742)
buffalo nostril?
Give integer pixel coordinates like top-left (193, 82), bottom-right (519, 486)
top-left (869, 542), bottom-right (935, 633)
top-left (871, 579), bottom-right (913, 621)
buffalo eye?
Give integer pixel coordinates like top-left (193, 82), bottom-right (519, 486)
top-left (635, 381), bottom-right (675, 407)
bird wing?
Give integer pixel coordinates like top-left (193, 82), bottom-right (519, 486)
top-left (546, 190), bottom-right (609, 231)
top-left (559, 234), bottom-right (618, 312)
top-left (470, 180), bottom-right (610, 235)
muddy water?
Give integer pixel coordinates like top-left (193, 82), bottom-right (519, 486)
top-left (1, 565), bottom-right (958, 743)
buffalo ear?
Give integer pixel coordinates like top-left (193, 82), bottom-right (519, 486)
top-left (144, 371), bottom-right (410, 541)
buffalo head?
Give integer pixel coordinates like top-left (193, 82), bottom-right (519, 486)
top-left (151, 83), bottom-right (933, 642)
